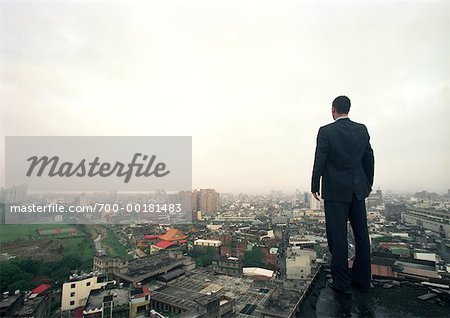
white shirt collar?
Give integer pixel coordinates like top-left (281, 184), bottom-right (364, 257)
top-left (335, 116), bottom-right (349, 121)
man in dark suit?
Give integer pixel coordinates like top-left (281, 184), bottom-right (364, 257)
top-left (311, 95), bottom-right (374, 293)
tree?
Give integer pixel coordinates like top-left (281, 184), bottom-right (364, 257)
top-left (0, 262), bottom-right (22, 292)
top-left (188, 247), bottom-right (213, 267)
top-left (11, 258), bottom-right (41, 276)
top-left (8, 279), bottom-right (32, 293)
top-left (243, 246), bottom-right (265, 267)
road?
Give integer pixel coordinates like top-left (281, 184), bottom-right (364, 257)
top-left (276, 225), bottom-right (290, 280)
top-left (94, 234), bottom-right (106, 256)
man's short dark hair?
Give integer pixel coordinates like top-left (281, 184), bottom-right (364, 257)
top-left (332, 96), bottom-right (351, 114)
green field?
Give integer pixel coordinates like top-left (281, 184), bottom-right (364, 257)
top-left (62, 236), bottom-right (95, 263)
top-left (0, 224), bottom-right (128, 261)
top-left (0, 224), bottom-right (76, 243)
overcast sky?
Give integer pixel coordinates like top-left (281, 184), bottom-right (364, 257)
top-left (1, 0), bottom-right (449, 194)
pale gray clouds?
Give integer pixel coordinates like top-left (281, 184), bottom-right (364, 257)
top-left (1, 1), bottom-right (449, 193)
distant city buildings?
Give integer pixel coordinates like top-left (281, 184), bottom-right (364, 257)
top-left (309, 193), bottom-right (321, 211)
top-left (385, 203), bottom-right (406, 221)
top-left (109, 190), bottom-right (118, 203)
top-left (414, 190), bottom-right (441, 201)
top-left (74, 193), bottom-right (88, 207)
top-left (0, 184), bottom-right (27, 203)
top-left (2, 186), bottom-right (450, 317)
top-left (402, 207), bottom-right (450, 239)
top-left (192, 189), bottom-right (220, 214)
top-left (192, 209), bottom-right (203, 221)
top-left (367, 189), bottom-right (383, 208)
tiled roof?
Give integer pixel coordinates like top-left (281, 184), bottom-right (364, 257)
top-left (144, 234), bottom-right (160, 240)
top-left (31, 284), bottom-right (51, 295)
top-left (154, 240), bottom-right (176, 249)
top-left (158, 228), bottom-right (187, 241)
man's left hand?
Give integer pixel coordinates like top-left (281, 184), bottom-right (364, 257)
top-left (312, 192), bottom-right (321, 201)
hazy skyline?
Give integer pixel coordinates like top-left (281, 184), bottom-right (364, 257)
top-left (1, 1), bottom-right (449, 193)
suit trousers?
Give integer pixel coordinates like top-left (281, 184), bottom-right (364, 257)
top-left (324, 194), bottom-right (371, 290)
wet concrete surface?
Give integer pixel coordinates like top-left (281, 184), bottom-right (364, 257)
top-left (297, 269), bottom-right (449, 318)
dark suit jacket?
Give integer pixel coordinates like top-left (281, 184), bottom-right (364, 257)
top-left (311, 118), bottom-right (374, 202)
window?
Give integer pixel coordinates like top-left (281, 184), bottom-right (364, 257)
top-left (70, 301), bottom-right (75, 306)
top-left (86, 282), bottom-right (91, 287)
top-left (70, 292), bottom-right (75, 297)
top-left (70, 283), bottom-right (76, 288)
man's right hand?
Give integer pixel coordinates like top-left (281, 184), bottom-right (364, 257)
top-left (312, 192), bottom-right (321, 201)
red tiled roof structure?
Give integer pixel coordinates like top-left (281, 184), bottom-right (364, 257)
top-left (130, 286), bottom-right (151, 299)
top-left (144, 234), bottom-right (160, 240)
top-left (31, 284), bottom-right (51, 295)
top-left (158, 228), bottom-right (187, 241)
top-left (154, 240), bottom-right (176, 249)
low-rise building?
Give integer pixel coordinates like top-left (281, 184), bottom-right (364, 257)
top-left (212, 256), bottom-right (243, 277)
top-left (289, 236), bottom-right (316, 249)
top-left (110, 251), bottom-right (195, 284)
top-left (286, 249), bottom-right (317, 280)
top-left (193, 239), bottom-right (222, 248)
top-left (93, 256), bottom-right (128, 275)
top-left (129, 287), bottom-right (151, 318)
top-left (13, 293), bottom-right (51, 318)
top-left (61, 274), bottom-right (114, 315)
top-left (0, 292), bottom-right (24, 318)
top-left (83, 288), bottom-right (129, 318)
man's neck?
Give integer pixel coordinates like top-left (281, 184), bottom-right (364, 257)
top-left (335, 115), bottom-right (349, 121)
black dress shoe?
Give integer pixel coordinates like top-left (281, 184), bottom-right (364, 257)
top-left (328, 280), bottom-right (352, 294)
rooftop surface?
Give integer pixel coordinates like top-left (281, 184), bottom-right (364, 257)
top-left (158, 228), bottom-right (187, 241)
top-left (13, 295), bottom-right (48, 316)
top-left (126, 252), bottom-right (187, 276)
top-left (84, 288), bottom-right (129, 311)
top-left (0, 293), bottom-right (22, 309)
top-left (150, 268), bottom-right (302, 317)
top-left (297, 268), bottom-right (450, 318)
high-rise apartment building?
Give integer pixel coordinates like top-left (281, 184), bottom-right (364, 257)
top-left (192, 189), bottom-right (220, 213)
